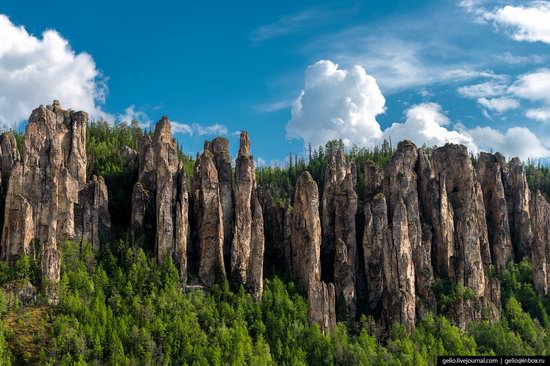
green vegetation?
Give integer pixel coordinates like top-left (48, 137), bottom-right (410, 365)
top-left (1, 123), bottom-right (550, 364)
top-left (0, 242), bottom-right (549, 365)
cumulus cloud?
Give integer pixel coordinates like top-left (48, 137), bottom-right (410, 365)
top-left (382, 103), bottom-right (476, 151)
top-left (483, 2), bottom-right (550, 44)
top-left (286, 60), bottom-right (385, 148)
top-left (526, 108), bottom-right (550, 123)
top-left (0, 14), bottom-right (110, 126)
top-left (468, 126), bottom-right (550, 159)
top-left (477, 97), bottom-right (519, 113)
top-left (508, 69), bottom-right (550, 104)
top-left (287, 60), bottom-right (550, 160)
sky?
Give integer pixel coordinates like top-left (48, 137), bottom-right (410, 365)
top-left (1, 0), bottom-right (550, 164)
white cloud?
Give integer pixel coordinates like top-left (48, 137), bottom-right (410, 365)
top-left (508, 69), bottom-right (550, 104)
top-left (526, 108), bottom-right (550, 122)
top-left (458, 80), bottom-right (508, 98)
top-left (477, 97), bottom-right (519, 112)
top-left (497, 52), bottom-right (546, 65)
top-left (483, 2), bottom-right (550, 44)
top-left (172, 121), bottom-right (228, 136)
top-left (382, 103), bottom-right (477, 151)
top-left (118, 105), bottom-right (151, 125)
top-left (0, 14), bottom-right (110, 126)
top-left (468, 126), bottom-right (550, 159)
top-left (287, 60), bottom-right (550, 160)
top-left (286, 60), bottom-right (385, 148)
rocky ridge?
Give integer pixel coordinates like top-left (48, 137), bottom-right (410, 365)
top-left (1, 102), bottom-right (549, 333)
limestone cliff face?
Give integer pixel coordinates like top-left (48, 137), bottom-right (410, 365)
top-left (231, 132), bottom-right (264, 299)
top-left (4, 102), bottom-right (550, 332)
top-left (75, 175), bottom-right (111, 252)
top-left (292, 171), bottom-right (335, 333)
top-left (362, 193), bottom-right (388, 314)
top-left (196, 149), bottom-right (226, 287)
top-left (1, 101), bottom-right (111, 301)
top-left (211, 137), bottom-right (234, 270)
top-left (292, 171), bottom-right (322, 292)
top-left (322, 149), bottom-right (357, 320)
top-left (504, 158), bottom-right (533, 260)
top-left (131, 117), bottom-right (189, 282)
top-left (0, 133), bottom-right (19, 242)
top-left (530, 191), bottom-right (550, 295)
top-left (476, 153), bottom-right (513, 270)
top-left (432, 144), bottom-right (489, 295)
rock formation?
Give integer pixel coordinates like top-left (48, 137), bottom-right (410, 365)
top-left (196, 148), bottom-right (226, 287)
top-left (432, 144), bottom-right (490, 294)
top-left (292, 171), bottom-right (336, 333)
top-left (231, 132), bottom-right (264, 298)
top-left (476, 153), bottom-right (513, 270)
top-left (211, 137), bottom-right (234, 270)
top-left (362, 193), bottom-right (388, 315)
top-left (1, 101), bottom-right (111, 301)
top-left (503, 158), bottom-right (533, 261)
top-left (131, 117), bottom-right (189, 282)
top-left (0, 133), bottom-right (19, 240)
top-left (322, 148), bottom-right (357, 320)
top-left (530, 191), bottom-right (550, 295)
top-left (75, 175), bottom-right (111, 252)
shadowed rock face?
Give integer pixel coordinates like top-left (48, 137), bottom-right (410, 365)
top-left (75, 175), bottom-right (111, 252)
top-left (530, 191), bottom-right (550, 295)
top-left (292, 171), bottom-right (336, 333)
top-left (322, 148), bottom-right (357, 320)
top-left (363, 193), bottom-right (388, 315)
top-left (131, 116), bottom-right (189, 283)
top-left (432, 144), bottom-right (489, 295)
top-left (0, 133), bottom-right (19, 242)
top-left (211, 137), bottom-right (234, 271)
top-left (476, 152), bottom-right (513, 270)
top-left (505, 158), bottom-right (533, 261)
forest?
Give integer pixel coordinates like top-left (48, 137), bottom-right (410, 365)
top-left (0, 120), bottom-right (550, 365)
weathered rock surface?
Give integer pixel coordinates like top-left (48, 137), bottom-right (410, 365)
top-left (382, 141), bottom-right (432, 328)
top-left (504, 158), bottom-right (533, 260)
top-left (292, 171), bottom-right (336, 332)
top-left (308, 277), bottom-right (336, 334)
top-left (232, 133), bottom-right (254, 281)
top-left (230, 132), bottom-right (264, 298)
top-left (75, 175), bottom-right (111, 252)
top-left (131, 117), bottom-right (189, 282)
top-left (1, 101), bottom-right (87, 293)
top-left (322, 148), bottom-right (357, 320)
top-left (530, 191), bottom-right (550, 295)
top-left (383, 195), bottom-right (416, 332)
top-left (363, 193), bottom-right (388, 314)
top-left (211, 137), bottom-right (234, 270)
top-left (292, 171), bottom-right (322, 292)
top-left (197, 149), bottom-right (226, 287)
top-left (0, 133), bottom-right (20, 241)
top-left (476, 153), bottom-right (513, 270)
top-left (363, 160), bottom-right (383, 197)
top-left (432, 144), bottom-right (489, 295)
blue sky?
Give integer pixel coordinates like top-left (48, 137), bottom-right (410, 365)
top-left (1, 0), bottom-right (550, 163)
